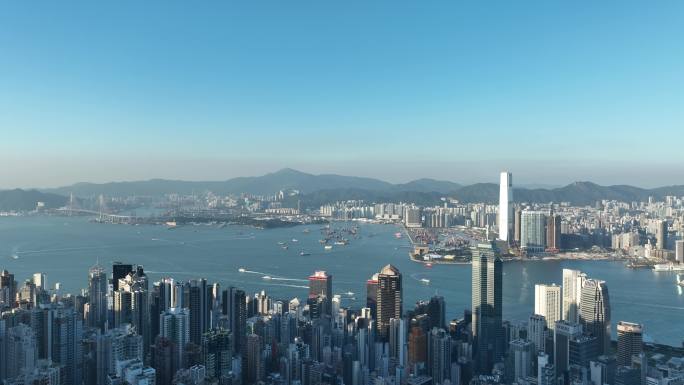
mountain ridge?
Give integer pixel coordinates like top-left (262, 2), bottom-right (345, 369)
top-left (18, 168), bottom-right (684, 208)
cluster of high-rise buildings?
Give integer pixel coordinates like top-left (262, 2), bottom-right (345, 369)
top-left (2, 239), bottom-right (682, 385)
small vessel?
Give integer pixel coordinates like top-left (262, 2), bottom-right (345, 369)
top-left (292, 239), bottom-right (298, 243)
top-left (303, 229), bottom-right (310, 234)
top-left (425, 263), bottom-right (433, 268)
top-left (262, 276), bottom-right (272, 280)
top-left (345, 291), bottom-right (354, 296)
top-left (238, 268), bottom-right (246, 273)
top-left (278, 241), bottom-right (286, 245)
top-left (334, 241), bottom-right (347, 246)
top-left (282, 246), bottom-right (289, 250)
top-left (300, 251), bottom-right (311, 256)
top-left (324, 245), bottom-right (333, 250)
top-left (420, 278), bottom-right (430, 284)
top-left (394, 232), bottom-right (403, 239)
top-left (11, 254), bottom-right (19, 260)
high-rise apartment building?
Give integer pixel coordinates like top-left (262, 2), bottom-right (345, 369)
top-left (309, 271), bottom-right (333, 318)
top-left (562, 269), bottom-right (586, 323)
top-left (88, 264), bottom-right (108, 331)
top-left (521, 210), bottom-right (547, 252)
top-left (546, 214), bottom-right (562, 251)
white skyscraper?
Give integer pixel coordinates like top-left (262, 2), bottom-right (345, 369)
top-left (534, 284), bottom-right (561, 330)
top-left (498, 171), bottom-right (513, 242)
top-left (562, 269), bottom-right (586, 323)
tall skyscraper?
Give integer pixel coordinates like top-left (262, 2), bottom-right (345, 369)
top-left (159, 307), bottom-right (190, 374)
top-left (308, 271), bottom-right (333, 318)
top-left (427, 328), bottom-right (451, 385)
top-left (87, 264), bottom-right (108, 331)
top-left (188, 279), bottom-right (210, 345)
top-left (471, 242), bottom-right (503, 374)
top-left (580, 279), bottom-right (611, 355)
top-left (534, 284), bottom-right (561, 330)
top-left (514, 208), bottom-right (522, 244)
top-left (656, 220), bottom-right (668, 250)
top-left (616, 321), bottom-right (643, 367)
top-left (202, 328), bottom-right (232, 380)
top-left (509, 339), bottom-right (534, 382)
top-left (228, 287), bottom-right (247, 356)
top-left (676, 240), bottom-right (684, 263)
top-left (376, 265), bottom-right (402, 342)
top-left (546, 214), bottom-right (562, 251)
top-left (366, 273), bottom-right (379, 319)
top-left (1, 269), bottom-right (16, 309)
top-left (498, 172), bottom-right (513, 242)
top-left (554, 320), bottom-right (582, 377)
top-left (562, 269), bottom-right (586, 323)
top-left (112, 262), bottom-right (133, 292)
top-left (114, 270), bottom-right (150, 354)
top-left (528, 314), bottom-right (547, 354)
top-left (521, 210), bottom-right (547, 252)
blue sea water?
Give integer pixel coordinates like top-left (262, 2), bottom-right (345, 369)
top-left (1, 216), bottom-right (682, 346)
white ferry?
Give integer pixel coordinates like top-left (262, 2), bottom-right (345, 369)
top-left (653, 262), bottom-right (684, 272)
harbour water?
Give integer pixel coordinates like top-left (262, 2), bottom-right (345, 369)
top-left (1, 216), bottom-right (682, 346)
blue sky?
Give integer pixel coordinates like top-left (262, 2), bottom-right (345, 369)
top-left (1, 1), bottom-right (683, 188)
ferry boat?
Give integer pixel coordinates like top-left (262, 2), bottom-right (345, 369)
top-left (653, 262), bottom-right (684, 272)
top-left (324, 245), bottom-right (333, 250)
top-left (420, 278), bottom-right (430, 284)
top-left (238, 268), bottom-right (246, 273)
top-left (262, 276), bottom-right (272, 280)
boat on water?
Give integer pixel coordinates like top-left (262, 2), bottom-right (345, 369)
top-left (303, 229), bottom-right (310, 234)
top-left (653, 262), bottom-right (684, 272)
top-left (425, 263), bottom-right (433, 268)
top-left (292, 239), bottom-right (298, 243)
top-left (324, 245), bottom-right (333, 250)
top-left (11, 255), bottom-right (19, 260)
top-left (420, 278), bottom-right (430, 284)
top-left (300, 251), bottom-right (311, 256)
top-left (278, 241), bottom-right (286, 245)
top-left (262, 276), bottom-right (272, 280)
top-left (282, 246), bottom-right (289, 250)
top-left (344, 291), bottom-right (354, 296)
top-left (238, 268), bottom-right (246, 273)
top-left (394, 232), bottom-right (403, 239)
top-left (334, 240), bottom-right (348, 246)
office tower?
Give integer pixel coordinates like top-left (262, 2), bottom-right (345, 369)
top-left (514, 208), bottom-right (522, 244)
top-left (509, 339), bottom-right (534, 382)
top-left (5, 324), bottom-right (37, 380)
top-left (562, 269), bottom-right (586, 323)
top-left (570, 334), bottom-right (599, 368)
top-left (617, 321), bottom-right (643, 366)
top-left (112, 262), bottom-right (133, 291)
top-left (498, 171), bottom-right (513, 242)
top-left (114, 271), bottom-right (150, 354)
top-left (535, 284), bottom-right (561, 330)
top-left (188, 279), bottom-right (210, 345)
top-left (309, 271), bottom-right (333, 318)
top-left (427, 296), bottom-right (446, 330)
top-left (88, 264), bottom-right (108, 331)
top-left (32, 273), bottom-right (47, 290)
top-left (229, 287), bottom-right (247, 355)
top-left (366, 273), bottom-right (379, 319)
top-left (528, 314), bottom-right (547, 353)
top-left (428, 328), bottom-right (451, 385)
top-left (1, 270), bottom-right (16, 309)
top-left (521, 210), bottom-right (547, 252)
top-left (151, 336), bottom-right (176, 385)
top-left (580, 279), bottom-right (611, 355)
top-left (554, 320), bottom-right (582, 377)
top-left (376, 265), bottom-right (402, 342)
top-left (546, 214), bottom-right (562, 251)
top-left (246, 334), bottom-right (263, 384)
top-left (408, 326), bottom-right (427, 370)
top-left (471, 242), bottom-right (503, 374)
top-left (202, 328), bottom-right (232, 380)
top-left (160, 307), bottom-right (190, 373)
top-left (656, 220), bottom-right (667, 250)
top-left (389, 318), bottom-right (407, 367)
top-left (676, 240), bottom-right (684, 263)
